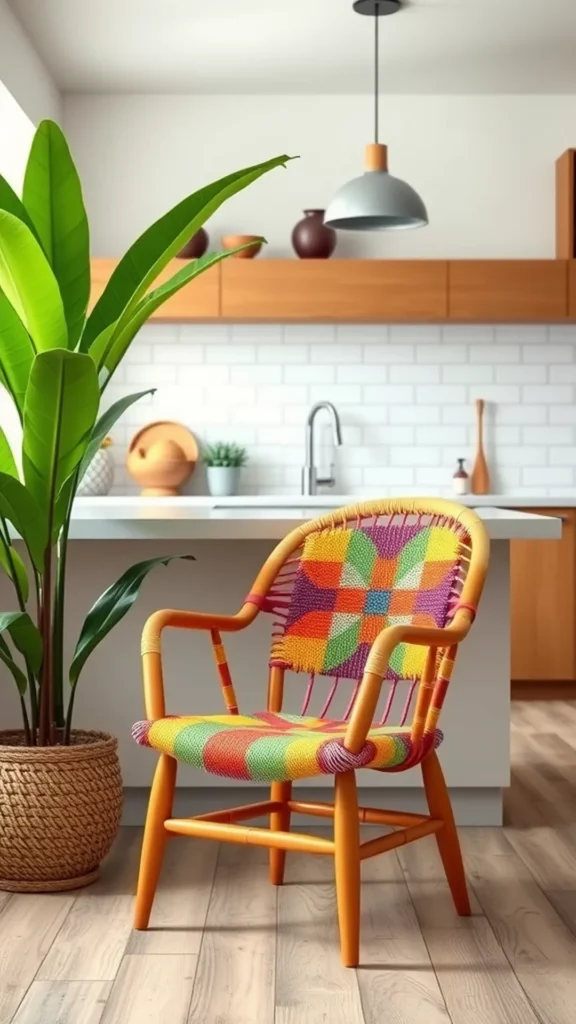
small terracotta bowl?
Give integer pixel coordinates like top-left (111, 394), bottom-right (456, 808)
top-left (222, 234), bottom-right (263, 259)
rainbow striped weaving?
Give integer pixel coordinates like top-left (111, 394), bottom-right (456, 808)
top-left (269, 519), bottom-right (466, 682)
top-left (132, 712), bottom-right (442, 782)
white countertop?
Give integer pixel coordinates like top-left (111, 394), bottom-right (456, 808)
top-left (67, 496), bottom-right (561, 542)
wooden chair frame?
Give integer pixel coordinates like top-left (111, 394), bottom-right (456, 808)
top-left (133, 498), bottom-right (490, 967)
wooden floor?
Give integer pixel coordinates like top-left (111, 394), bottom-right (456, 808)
top-left (2, 700), bottom-right (576, 1023)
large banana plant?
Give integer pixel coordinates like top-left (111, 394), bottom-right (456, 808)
top-left (0, 119), bottom-right (292, 745)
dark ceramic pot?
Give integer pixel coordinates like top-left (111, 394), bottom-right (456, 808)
top-left (177, 227), bottom-right (209, 259)
top-left (291, 209), bottom-right (336, 259)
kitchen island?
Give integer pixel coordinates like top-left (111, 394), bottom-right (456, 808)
top-left (1, 498), bottom-right (561, 826)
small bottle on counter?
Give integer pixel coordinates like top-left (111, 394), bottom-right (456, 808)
top-left (452, 458), bottom-right (470, 496)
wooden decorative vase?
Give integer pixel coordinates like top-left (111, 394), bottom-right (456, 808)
top-left (0, 730), bottom-right (123, 892)
top-left (127, 422), bottom-right (198, 496)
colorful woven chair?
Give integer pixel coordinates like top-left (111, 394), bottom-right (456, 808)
top-left (132, 498), bottom-right (489, 966)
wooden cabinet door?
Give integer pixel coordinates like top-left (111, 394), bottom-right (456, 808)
top-left (510, 509), bottom-right (576, 681)
top-left (567, 261), bottom-right (576, 319)
top-left (449, 260), bottom-right (568, 322)
top-left (90, 258), bottom-right (221, 320)
top-left (221, 260), bottom-right (448, 322)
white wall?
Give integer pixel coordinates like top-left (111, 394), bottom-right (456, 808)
top-left (106, 322), bottom-right (576, 499)
top-left (63, 93), bottom-right (576, 258)
top-left (0, 0), bottom-right (61, 124)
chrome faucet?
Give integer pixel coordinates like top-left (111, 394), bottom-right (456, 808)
top-left (301, 401), bottom-right (343, 496)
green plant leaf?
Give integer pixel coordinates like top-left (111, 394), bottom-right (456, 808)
top-left (0, 426), bottom-right (18, 478)
top-left (94, 247), bottom-right (255, 381)
top-left (0, 289), bottom-right (35, 416)
top-left (0, 612), bottom-right (42, 675)
top-left (22, 350), bottom-right (99, 551)
top-left (0, 173), bottom-right (39, 238)
top-left (0, 210), bottom-right (68, 351)
top-left (0, 536), bottom-right (29, 603)
top-left (80, 390), bottom-right (154, 478)
top-left (81, 154), bottom-right (292, 352)
top-left (23, 120), bottom-right (90, 349)
top-left (69, 555), bottom-right (195, 688)
top-left (0, 635), bottom-right (27, 695)
top-left (0, 473), bottom-right (45, 572)
top-left (54, 387), bottom-right (154, 528)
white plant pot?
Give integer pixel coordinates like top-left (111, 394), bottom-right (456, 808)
top-left (206, 466), bottom-right (240, 497)
top-left (77, 447), bottom-right (115, 496)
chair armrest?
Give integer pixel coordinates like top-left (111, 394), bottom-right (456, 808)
top-left (140, 602), bottom-right (259, 719)
top-left (344, 607), bottom-right (475, 753)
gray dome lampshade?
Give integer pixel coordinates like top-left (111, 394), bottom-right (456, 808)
top-left (324, 143), bottom-right (428, 232)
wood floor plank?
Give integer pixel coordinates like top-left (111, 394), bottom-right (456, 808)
top-left (0, 893), bottom-right (74, 1023)
top-left (462, 828), bottom-right (576, 1024)
top-left (101, 955), bottom-right (197, 1024)
top-left (546, 891), bottom-right (576, 938)
top-left (355, 846), bottom-right (452, 1024)
top-left (504, 826), bottom-right (576, 891)
top-left (0, 892), bottom-right (11, 916)
top-left (128, 836), bottom-right (218, 955)
top-left (37, 895), bottom-right (133, 981)
top-left (12, 981), bottom-right (111, 1024)
top-left (188, 849), bottom-right (276, 1024)
top-left (276, 852), bottom-right (364, 1024)
top-left (400, 837), bottom-right (540, 1024)
top-left (94, 827), bottom-right (143, 896)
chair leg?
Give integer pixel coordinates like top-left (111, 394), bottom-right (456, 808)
top-left (334, 770), bottom-right (361, 968)
top-left (421, 750), bottom-right (471, 916)
top-left (269, 781), bottom-right (292, 885)
top-left (133, 754), bottom-right (177, 929)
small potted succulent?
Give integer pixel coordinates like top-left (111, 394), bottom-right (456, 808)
top-left (203, 442), bottom-right (248, 497)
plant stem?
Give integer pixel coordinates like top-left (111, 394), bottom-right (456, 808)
top-left (19, 696), bottom-right (31, 745)
top-left (38, 550), bottom-right (53, 746)
top-left (53, 521), bottom-right (69, 729)
top-left (0, 517), bottom-right (38, 742)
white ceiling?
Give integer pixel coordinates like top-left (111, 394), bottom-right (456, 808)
top-left (8, 0), bottom-right (576, 95)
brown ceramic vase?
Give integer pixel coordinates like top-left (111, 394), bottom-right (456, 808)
top-left (177, 227), bottom-right (209, 259)
top-left (291, 209), bottom-right (337, 259)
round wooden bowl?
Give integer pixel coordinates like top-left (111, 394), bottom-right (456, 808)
top-left (221, 234), bottom-right (263, 259)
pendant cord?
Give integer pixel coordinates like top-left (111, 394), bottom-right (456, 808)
top-left (374, 4), bottom-right (379, 144)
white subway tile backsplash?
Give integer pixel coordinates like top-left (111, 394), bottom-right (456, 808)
top-left (496, 365), bottom-right (546, 384)
top-left (107, 323), bottom-right (576, 497)
top-left (336, 365), bottom-right (386, 384)
top-left (205, 345), bottom-right (256, 364)
top-left (442, 366), bottom-right (493, 384)
top-left (416, 345), bottom-right (465, 364)
top-left (416, 385), bottom-right (467, 404)
top-left (391, 406), bottom-right (441, 425)
top-left (470, 345), bottom-right (520, 364)
top-left (231, 364), bottom-right (283, 384)
top-left (390, 446), bottom-right (441, 467)
top-left (523, 426), bottom-right (573, 444)
top-left (523, 345), bottom-right (574, 364)
top-left (523, 385), bottom-right (574, 403)
top-left (550, 365), bottom-right (576, 383)
top-left (287, 365), bottom-right (336, 384)
top-left (311, 344), bottom-right (361, 364)
top-left (257, 344), bottom-right (308, 364)
top-left (390, 365), bottom-right (441, 384)
top-left (364, 385), bottom-right (414, 405)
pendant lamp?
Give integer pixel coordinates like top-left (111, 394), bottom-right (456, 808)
top-left (324, 0), bottom-right (428, 232)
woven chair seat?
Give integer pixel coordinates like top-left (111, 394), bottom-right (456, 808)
top-left (132, 712), bottom-right (442, 783)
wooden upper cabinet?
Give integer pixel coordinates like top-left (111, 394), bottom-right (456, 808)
top-left (567, 262), bottom-right (576, 319)
top-left (449, 260), bottom-right (568, 322)
top-left (89, 258), bottom-right (221, 320)
top-left (221, 259), bottom-right (448, 322)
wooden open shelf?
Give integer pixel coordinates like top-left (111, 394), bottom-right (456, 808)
top-left (90, 257), bottom-right (571, 324)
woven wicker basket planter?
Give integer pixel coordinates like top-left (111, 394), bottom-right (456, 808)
top-left (0, 730), bottom-right (123, 893)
